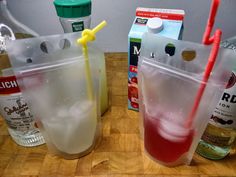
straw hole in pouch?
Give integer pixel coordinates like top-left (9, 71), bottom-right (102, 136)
top-left (165, 43), bottom-right (175, 56)
top-left (26, 58), bottom-right (32, 63)
top-left (40, 41), bottom-right (54, 54)
top-left (181, 49), bottom-right (196, 61)
top-left (59, 39), bottom-right (71, 49)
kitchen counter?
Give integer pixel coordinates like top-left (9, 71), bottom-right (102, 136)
top-left (0, 53), bottom-right (236, 177)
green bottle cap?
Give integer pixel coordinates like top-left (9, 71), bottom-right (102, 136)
top-left (54, 0), bottom-right (91, 18)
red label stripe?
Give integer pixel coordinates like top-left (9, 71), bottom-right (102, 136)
top-left (0, 76), bottom-right (21, 95)
top-left (136, 10), bottom-right (185, 20)
top-left (129, 65), bottom-right (138, 73)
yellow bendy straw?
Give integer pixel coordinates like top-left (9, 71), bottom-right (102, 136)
top-left (77, 21), bottom-right (107, 100)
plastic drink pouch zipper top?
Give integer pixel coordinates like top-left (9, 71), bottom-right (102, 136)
top-left (138, 0), bottom-right (236, 166)
top-left (138, 33), bottom-right (235, 166)
top-left (137, 0), bottom-right (231, 166)
top-left (6, 22), bottom-right (106, 159)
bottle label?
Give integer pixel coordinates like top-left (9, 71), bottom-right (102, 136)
top-left (196, 140), bottom-right (230, 160)
top-left (0, 75), bottom-right (20, 94)
top-left (0, 76), bottom-right (37, 132)
top-left (201, 130), bottom-right (233, 147)
top-left (72, 21), bottom-right (84, 32)
top-left (209, 71), bottom-right (236, 129)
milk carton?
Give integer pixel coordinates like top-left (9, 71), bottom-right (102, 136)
top-left (128, 7), bottom-right (185, 111)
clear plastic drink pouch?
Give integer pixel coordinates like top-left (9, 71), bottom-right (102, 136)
top-left (138, 33), bottom-right (235, 166)
top-left (6, 32), bottom-right (103, 159)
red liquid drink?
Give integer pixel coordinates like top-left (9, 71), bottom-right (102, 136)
top-left (144, 112), bottom-right (194, 163)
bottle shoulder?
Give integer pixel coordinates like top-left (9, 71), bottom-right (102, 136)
top-left (0, 1), bottom-right (38, 36)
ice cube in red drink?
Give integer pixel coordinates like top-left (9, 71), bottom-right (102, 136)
top-left (144, 112), bottom-right (194, 163)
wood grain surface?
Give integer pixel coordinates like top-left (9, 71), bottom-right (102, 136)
top-left (0, 53), bottom-right (236, 177)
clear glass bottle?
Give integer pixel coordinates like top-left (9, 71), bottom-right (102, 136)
top-left (0, 0), bottom-right (45, 147)
top-left (196, 37), bottom-right (236, 160)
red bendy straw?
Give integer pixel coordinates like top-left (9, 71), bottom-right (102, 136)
top-left (202, 0), bottom-right (220, 45)
top-left (186, 0), bottom-right (222, 128)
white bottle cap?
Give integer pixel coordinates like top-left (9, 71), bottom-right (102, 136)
top-left (147, 17), bottom-right (164, 34)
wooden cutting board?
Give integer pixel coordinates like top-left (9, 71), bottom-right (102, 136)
top-left (0, 53), bottom-right (236, 177)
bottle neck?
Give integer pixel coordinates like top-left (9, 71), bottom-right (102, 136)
top-left (0, 0), bottom-right (39, 37)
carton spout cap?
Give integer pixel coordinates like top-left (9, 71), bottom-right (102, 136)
top-left (147, 17), bottom-right (164, 34)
